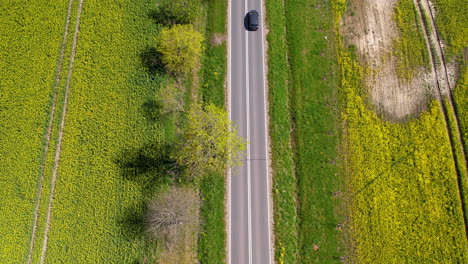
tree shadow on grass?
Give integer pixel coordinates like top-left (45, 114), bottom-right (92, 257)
top-left (115, 142), bottom-right (179, 197)
top-left (118, 204), bottom-right (146, 240)
top-left (118, 204), bottom-right (160, 263)
top-left (149, 8), bottom-right (187, 27)
top-left (141, 47), bottom-right (165, 75)
top-left (141, 99), bottom-right (165, 124)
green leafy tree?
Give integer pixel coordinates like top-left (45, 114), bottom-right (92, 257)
top-left (174, 103), bottom-right (246, 179)
top-left (157, 24), bottom-right (203, 75)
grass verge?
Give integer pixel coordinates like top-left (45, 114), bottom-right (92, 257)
top-left (198, 0), bottom-right (227, 263)
top-left (264, 0), bottom-right (298, 262)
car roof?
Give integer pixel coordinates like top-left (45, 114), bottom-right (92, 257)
top-left (249, 10), bottom-right (259, 24)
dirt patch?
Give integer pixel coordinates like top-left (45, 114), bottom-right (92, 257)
top-left (210, 33), bottom-right (226, 46)
top-left (341, 0), bottom-right (436, 121)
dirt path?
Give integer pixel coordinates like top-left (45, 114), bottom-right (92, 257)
top-left (341, 0), bottom-right (435, 121)
top-left (26, 0), bottom-right (75, 263)
top-left (414, 0), bottom-right (468, 235)
top-left (38, 0), bottom-right (85, 262)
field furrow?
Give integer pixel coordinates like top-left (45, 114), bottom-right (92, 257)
top-left (413, 0), bottom-right (468, 234)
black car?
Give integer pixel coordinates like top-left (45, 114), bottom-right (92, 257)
top-left (247, 10), bottom-right (259, 31)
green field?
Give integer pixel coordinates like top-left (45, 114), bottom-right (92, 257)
top-left (0, 1), bottom-right (69, 262)
top-left (1, 0), bottom-right (171, 262)
top-left (333, 1), bottom-right (468, 262)
top-left (431, 0), bottom-right (468, 59)
top-left (1, 0), bottom-right (229, 262)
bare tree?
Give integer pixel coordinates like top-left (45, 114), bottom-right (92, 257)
top-left (157, 79), bottom-right (185, 114)
top-left (145, 187), bottom-right (197, 243)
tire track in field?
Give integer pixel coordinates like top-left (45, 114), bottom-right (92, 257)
top-left (26, 0), bottom-right (75, 263)
top-left (39, 0), bottom-right (85, 262)
top-left (413, 0), bottom-right (468, 237)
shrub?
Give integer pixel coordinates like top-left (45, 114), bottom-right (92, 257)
top-left (156, 24), bottom-right (204, 75)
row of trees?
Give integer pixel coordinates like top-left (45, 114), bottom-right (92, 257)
top-left (143, 0), bottom-right (246, 249)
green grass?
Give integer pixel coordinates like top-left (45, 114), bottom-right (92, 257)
top-left (200, 0), bottom-right (226, 107)
top-left (264, 0), bottom-right (298, 262)
top-left (431, 0), bottom-right (468, 59)
top-left (266, 0), bottom-right (346, 262)
top-left (198, 0), bottom-right (227, 263)
top-left (334, 2), bottom-right (468, 262)
top-left (198, 172), bottom-right (226, 263)
top-left (0, 1), bottom-right (70, 262)
top-left (286, 0), bottom-right (345, 262)
top-left (393, 0), bottom-right (431, 80)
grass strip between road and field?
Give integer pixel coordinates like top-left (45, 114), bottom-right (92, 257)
top-left (285, 0), bottom-right (346, 262)
top-left (264, 0), bottom-right (299, 263)
top-left (198, 0), bottom-right (228, 263)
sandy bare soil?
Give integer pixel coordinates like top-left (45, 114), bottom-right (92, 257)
top-left (341, 0), bottom-right (442, 121)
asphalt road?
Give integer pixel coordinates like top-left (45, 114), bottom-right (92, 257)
top-left (228, 0), bottom-right (272, 263)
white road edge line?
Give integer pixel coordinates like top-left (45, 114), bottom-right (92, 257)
top-left (227, 0), bottom-right (232, 262)
top-left (245, 0), bottom-right (252, 263)
top-left (260, 0), bottom-right (273, 263)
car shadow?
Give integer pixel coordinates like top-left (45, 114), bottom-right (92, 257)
top-left (244, 14), bottom-right (249, 31)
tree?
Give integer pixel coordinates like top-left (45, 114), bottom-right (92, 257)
top-left (156, 24), bottom-right (203, 75)
top-left (174, 103), bottom-right (246, 179)
top-left (145, 187), bottom-right (197, 242)
top-left (159, 0), bottom-right (200, 25)
top-left (156, 79), bottom-right (185, 114)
